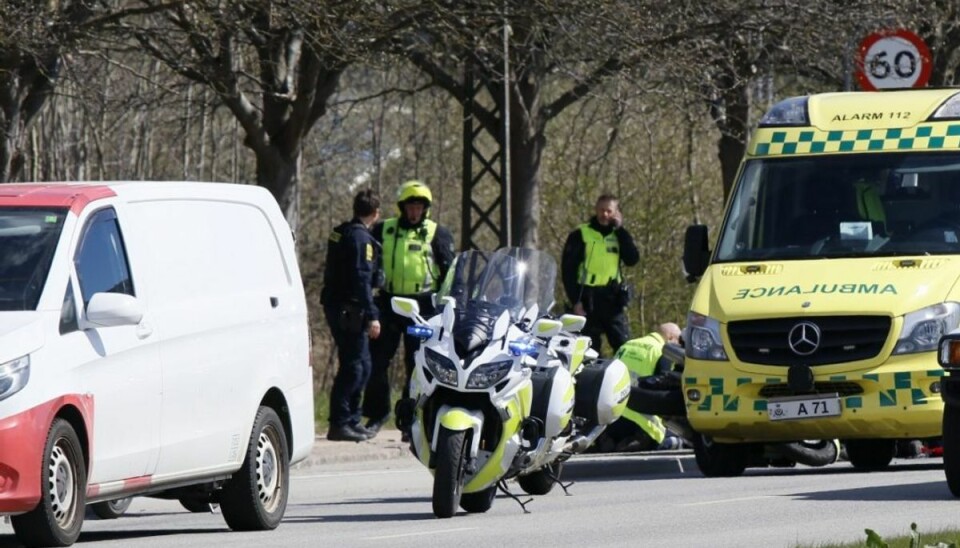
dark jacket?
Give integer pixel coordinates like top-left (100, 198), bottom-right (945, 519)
top-left (321, 219), bottom-right (380, 321)
top-left (561, 216), bottom-right (640, 306)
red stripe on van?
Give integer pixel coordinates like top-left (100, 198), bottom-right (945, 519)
top-left (0, 184), bottom-right (115, 214)
top-left (123, 475), bottom-right (152, 490)
top-left (0, 394), bottom-right (94, 514)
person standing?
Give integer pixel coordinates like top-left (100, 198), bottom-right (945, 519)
top-left (364, 180), bottom-right (455, 437)
top-left (321, 190), bottom-right (383, 442)
top-left (561, 193), bottom-right (640, 355)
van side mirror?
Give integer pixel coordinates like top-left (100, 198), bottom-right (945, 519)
top-left (683, 224), bottom-right (710, 283)
top-left (559, 314), bottom-right (586, 333)
top-left (532, 318), bottom-right (562, 338)
top-left (85, 293), bottom-right (144, 327)
top-left (391, 297), bottom-right (420, 319)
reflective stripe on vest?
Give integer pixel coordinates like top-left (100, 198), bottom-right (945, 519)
top-left (382, 218), bottom-right (440, 295)
top-left (578, 224), bottom-right (621, 287)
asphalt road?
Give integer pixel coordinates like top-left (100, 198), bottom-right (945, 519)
top-left (0, 453), bottom-right (955, 548)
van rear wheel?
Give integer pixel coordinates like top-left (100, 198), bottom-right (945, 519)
top-left (693, 434), bottom-right (748, 477)
top-left (845, 439), bottom-right (895, 471)
top-left (12, 418), bottom-right (87, 547)
top-left (220, 406), bottom-right (289, 531)
top-left (90, 497), bottom-right (132, 519)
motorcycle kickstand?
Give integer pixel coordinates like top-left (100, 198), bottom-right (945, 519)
top-left (546, 469), bottom-right (575, 496)
top-left (497, 480), bottom-right (533, 514)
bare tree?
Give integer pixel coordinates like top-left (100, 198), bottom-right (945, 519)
top-left (120, 0), bottom-right (422, 228)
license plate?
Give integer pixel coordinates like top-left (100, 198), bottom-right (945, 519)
top-left (767, 393), bottom-right (841, 421)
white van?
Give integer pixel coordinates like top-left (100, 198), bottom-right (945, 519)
top-left (0, 182), bottom-right (314, 547)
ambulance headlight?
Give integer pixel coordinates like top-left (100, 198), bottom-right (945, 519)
top-left (424, 347), bottom-right (458, 386)
top-left (0, 355), bottom-right (30, 402)
top-left (466, 360), bottom-right (514, 389)
top-left (894, 302), bottom-right (960, 355)
top-left (685, 312), bottom-right (728, 361)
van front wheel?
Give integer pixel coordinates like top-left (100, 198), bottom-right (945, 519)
top-left (693, 434), bottom-right (748, 477)
top-left (845, 439), bottom-right (895, 471)
top-left (220, 406), bottom-right (289, 531)
top-left (944, 404), bottom-right (960, 496)
top-left (12, 418), bottom-right (87, 547)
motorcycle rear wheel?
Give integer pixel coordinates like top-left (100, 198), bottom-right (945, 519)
top-left (459, 486), bottom-right (497, 513)
top-left (433, 427), bottom-right (468, 518)
top-left (517, 461), bottom-right (561, 495)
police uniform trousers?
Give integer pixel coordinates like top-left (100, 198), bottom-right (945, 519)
top-left (363, 293), bottom-right (434, 423)
top-left (582, 289), bottom-right (631, 356)
top-left (325, 304), bottom-right (372, 428)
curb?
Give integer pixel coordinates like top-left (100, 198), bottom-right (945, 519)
top-left (292, 428), bottom-right (696, 475)
top-left (292, 429), bottom-right (413, 471)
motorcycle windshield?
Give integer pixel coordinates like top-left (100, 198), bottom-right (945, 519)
top-left (437, 247), bottom-right (557, 322)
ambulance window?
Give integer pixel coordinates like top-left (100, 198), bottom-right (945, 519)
top-left (74, 208), bottom-right (135, 306)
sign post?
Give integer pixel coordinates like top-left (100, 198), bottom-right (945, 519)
top-left (856, 29), bottom-right (932, 91)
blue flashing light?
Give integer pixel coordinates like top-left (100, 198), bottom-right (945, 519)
top-left (508, 340), bottom-right (538, 357)
top-left (758, 96), bottom-right (809, 127)
top-left (406, 325), bottom-right (435, 339)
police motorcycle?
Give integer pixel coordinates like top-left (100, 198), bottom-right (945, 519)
top-left (391, 247), bottom-right (630, 518)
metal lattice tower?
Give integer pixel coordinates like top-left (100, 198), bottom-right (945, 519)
top-left (461, 67), bottom-right (507, 251)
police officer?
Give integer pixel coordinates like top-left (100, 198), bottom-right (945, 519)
top-left (364, 180), bottom-right (455, 437)
top-left (321, 190), bottom-right (383, 442)
top-left (561, 193), bottom-right (640, 355)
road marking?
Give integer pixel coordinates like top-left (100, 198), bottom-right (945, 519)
top-left (680, 495), bottom-right (776, 507)
top-left (364, 527), bottom-right (478, 540)
top-left (296, 469), bottom-right (420, 480)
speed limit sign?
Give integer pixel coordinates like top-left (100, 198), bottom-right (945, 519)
top-left (856, 29), bottom-right (932, 91)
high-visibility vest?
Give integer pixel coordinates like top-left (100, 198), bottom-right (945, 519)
top-left (578, 224), bottom-right (621, 287)
top-left (615, 332), bottom-right (668, 444)
top-left (382, 218), bottom-right (440, 295)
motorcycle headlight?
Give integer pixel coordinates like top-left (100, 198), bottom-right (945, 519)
top-left (685, 311), bottom-right (728, 361)
top-left (425, 347), bottom-right (458, 386)
top-left (894, 302), bottom-right (960, 355)
top-left (466, 359), bottom-right (514, 389)
top-left (0, 355), bottom-right (30, 402)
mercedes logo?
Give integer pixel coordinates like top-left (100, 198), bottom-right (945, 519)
top-left (788, 321), bottom-right (821, 356)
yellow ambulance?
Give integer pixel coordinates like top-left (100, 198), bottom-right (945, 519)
top-left (682, 88), bottom-right (960, 476)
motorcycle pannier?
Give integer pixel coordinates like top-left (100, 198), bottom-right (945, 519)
top-left (573, 358), bottom-right (630, 426)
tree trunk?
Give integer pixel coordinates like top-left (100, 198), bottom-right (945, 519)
top-left (255, 147), bottom-right (300, 230)
top-left (715, 85), bottom-right (750, 201)
top-left (509, 131), bottom-right (544, 248)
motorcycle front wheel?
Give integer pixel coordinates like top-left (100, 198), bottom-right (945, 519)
top-left (433, 427), bottom-right (468, 518)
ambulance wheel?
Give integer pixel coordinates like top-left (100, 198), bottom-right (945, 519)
top-left (693, 434), bottom-right (748, 477)
top-left (91, 497), bottom-right (132, 519)
top-left (220, 406), bottom-right (289, 531)
top-left (845, 439), bottom-right (895, 471)
top-left (432, 427), bottom-right (468, 518)
top-left (11, 418), bottom-right (87, 547)
top-left (459, 486), bottom-right (497, 513)
top-left (517, 462), bottom-right (561, 495)
top-left (945, 405), bottom-right (960, 496)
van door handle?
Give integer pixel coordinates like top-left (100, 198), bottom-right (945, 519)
top-left (136, 322), bottom-right (154, 339)
top-left (270, 297), bottom-right (279, 308)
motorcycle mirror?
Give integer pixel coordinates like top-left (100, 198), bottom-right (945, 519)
top-left (521, 303), bottom-right (539, 325)
top-left (439, 296), bottom-right (456, 310)
top-left (391, 296), bottom-right (420, 318)
top-left (559, 314), bottom-right (586, 333)
top-left (492, 310), bottom-right (511, 340)
top-left (532, 318), bottom-right (562, 338)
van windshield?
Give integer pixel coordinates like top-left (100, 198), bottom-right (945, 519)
top-left (0, 208), bottom-right (66, 310)
top-left (715, 152), bottom-right (960, 262)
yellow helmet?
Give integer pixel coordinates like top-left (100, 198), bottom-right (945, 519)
top-left (396, 180), bottom-right (432, 211)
